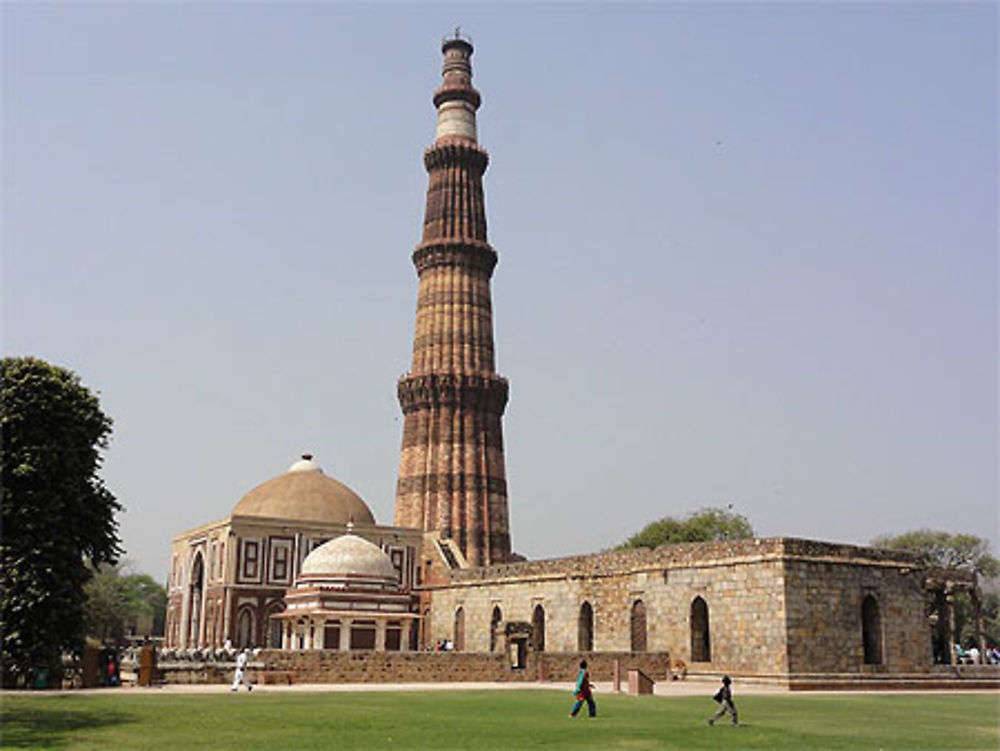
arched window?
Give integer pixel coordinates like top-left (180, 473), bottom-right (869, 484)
top-left (235, 606), bottom-right (255, 648)
top-left (631, 599), bottom-right (647, 652)
top-left (454, 607), bottom-right (465, 651)
top-left (578, 601), bottom-right (594, 652)
top-left (532, 605), bottom-right (546, 652)
top-left (690, 596), bottom-right (711, 662)
top-left (490, 606), bottom-right (503, 652)
top-left (266, 602), bottom-right (285, 649)
top-left (187, 553), bottom-right (205, 646)
top-left (862, 595), bottom-right (883, 665)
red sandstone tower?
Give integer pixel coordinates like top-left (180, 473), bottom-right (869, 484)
top-left (394, 35), bottom-right (511, 567)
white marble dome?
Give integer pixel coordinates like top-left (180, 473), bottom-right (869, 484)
top-left (300, 533), bottom-right (398, 584)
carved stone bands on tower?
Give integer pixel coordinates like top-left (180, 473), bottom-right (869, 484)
top-left (394, 37), bottom-right (512, 567)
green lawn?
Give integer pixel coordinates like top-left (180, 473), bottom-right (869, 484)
top-left (2, 690), bottom-right (998, 750)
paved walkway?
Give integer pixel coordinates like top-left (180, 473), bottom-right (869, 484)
top-left (10, 680), bottom-right (996, 697)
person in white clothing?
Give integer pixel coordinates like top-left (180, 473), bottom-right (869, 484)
top-left (231, 649), bottom-right (252, 692)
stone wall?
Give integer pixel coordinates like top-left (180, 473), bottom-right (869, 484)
top-left (428, 537), bottom-right (929, 678)
top-left (249, 650), bottom-right (671, 684)
top-left (783, 558), bottom-right (930, 674)
top-left (430, 549), bottom-right (788, 675)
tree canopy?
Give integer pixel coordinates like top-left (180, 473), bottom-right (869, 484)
top-left (870, 529), bottom-right (1000, 578)
top-left (872, 529), bottom-right (1000, 656)
top-left (619, 506), bottom-right (755, 550)
top-left (1, 357), bottom-right (122, 687)
top-left (84, 563), bottom-right (167, 644)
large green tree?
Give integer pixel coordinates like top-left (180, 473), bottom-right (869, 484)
top-left (619, 506), bottom-right (755, 550)
top-left (871, 529), bottom-right (1000, 657)
top-left (1, 357), bottom-right (122, 687)
top-left (870, 530), bottom-right (1000, 577)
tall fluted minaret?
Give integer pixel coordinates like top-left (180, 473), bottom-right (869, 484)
top-left (394, 35), bottom-right (511, 567)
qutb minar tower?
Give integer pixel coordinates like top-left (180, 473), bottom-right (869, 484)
top-left (394, 34), bottom-right (512, 567)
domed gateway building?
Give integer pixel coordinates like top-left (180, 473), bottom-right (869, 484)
top-left (164, 455), bottom-right (422, 650)
top-left (164, 34), bottom-right (971, 687)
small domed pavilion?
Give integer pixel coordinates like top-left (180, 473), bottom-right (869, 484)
top-left (279, 531), bottom-right (419, 651)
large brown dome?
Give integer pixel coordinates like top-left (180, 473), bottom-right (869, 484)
top-left (231, 455), bottom-right (375, 525)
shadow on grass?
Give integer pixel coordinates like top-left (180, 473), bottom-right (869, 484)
top-left (1, 701), bottom-right (132, 748)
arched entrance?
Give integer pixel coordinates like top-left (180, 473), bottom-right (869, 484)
top-left (453, 607), bottom-right (465, 651)
top-left (578, 601), bottom-right (594, 652)
top-left (690, 596), bottom-right (711, 662)
top-left (186, 553), bottom-right (205, 647)
top-left (266, 602), bottom-right (285, 648)
top-left (532, 605), bottom-right (546, 652)
top-left (631, 599), bottom-right (647, 652)
top-left (235, 605), bottom-right (255, 648)
top-left (490, 606), bottom-right (503, 652)
top-left (862, 594), bottom-right (883, 665)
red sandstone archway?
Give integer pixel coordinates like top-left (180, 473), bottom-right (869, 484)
top-left (186, 553), bottom-right (205, 647)
top-left (235, 605), bottom-right (256, 648)
top-left (266, 601), bottom-right (285, 649)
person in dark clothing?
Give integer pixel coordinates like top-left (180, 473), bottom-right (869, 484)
top-left (569, 659), bottom-right (596, 718)
top-left (708, 675), bottom-right (738, 726)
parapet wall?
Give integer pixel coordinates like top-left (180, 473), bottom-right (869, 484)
top-left (448, 538), bottom-right (924, 585)
top-left (260, 650), bottom-right (670, 684)
top-left (154, 650), bottom-right (672, 685)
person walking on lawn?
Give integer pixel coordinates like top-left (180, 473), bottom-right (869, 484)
top-left (570, 659), bottom-right (596, 718)
top-left (708, 675), bottom-right (738, 726)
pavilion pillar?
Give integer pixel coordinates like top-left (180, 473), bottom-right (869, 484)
top-left (340, 619), bottom-right (352, 652)
top-left (944, 588), bottom-right (956, 665)
top-left (400, 624), bottom-right (410, 653)
top-left (375, 620), bottom-right (387, 652)
top-left (972, 583), bottom-right (984, 661)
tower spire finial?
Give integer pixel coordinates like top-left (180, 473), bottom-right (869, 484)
top-left (433, 32), bottom-right (481, 143)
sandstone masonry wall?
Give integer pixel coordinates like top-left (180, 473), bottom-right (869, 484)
top-left (429, 538), bottom-right (928, 678)
top-left (255, 650), bottom-right (669, 684)
top-left (783, 559), bottom-right (929, 674)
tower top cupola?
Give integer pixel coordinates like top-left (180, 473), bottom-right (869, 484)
top-left (433, 30), bottom-right (481, 143)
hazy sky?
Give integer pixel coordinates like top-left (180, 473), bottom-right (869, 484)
top-left (3, 2), bottom-right (996, 583)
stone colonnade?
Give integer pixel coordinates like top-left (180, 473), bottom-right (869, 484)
top-left (282, 613), bottom-right (418, 652)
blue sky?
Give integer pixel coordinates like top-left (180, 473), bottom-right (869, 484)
top-left (3, 2), bottom-right (996, 583)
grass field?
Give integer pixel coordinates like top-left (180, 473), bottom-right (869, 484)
top-left (2, 689), bottom-right (998, 750)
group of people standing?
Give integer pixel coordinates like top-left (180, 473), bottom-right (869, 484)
top-left (567, 659), bottom-right (738, 727)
